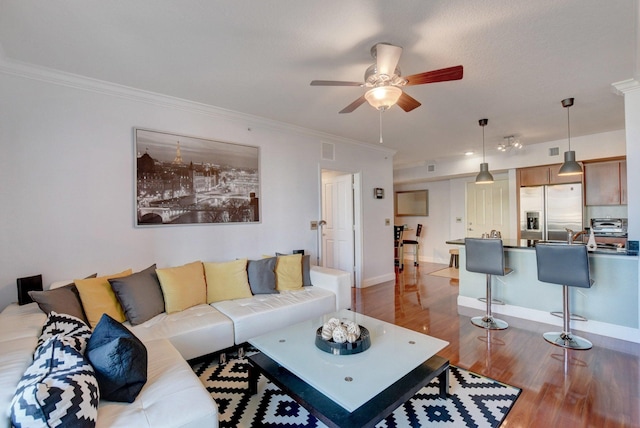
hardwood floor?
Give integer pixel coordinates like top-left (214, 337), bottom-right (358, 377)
top-left (352, 262), bottom-right (640, 428)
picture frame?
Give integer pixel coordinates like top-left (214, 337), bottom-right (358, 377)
top-left (134, 128), bottom-right (260, 226)
top-left (395, 190), bottom-right (429, 217)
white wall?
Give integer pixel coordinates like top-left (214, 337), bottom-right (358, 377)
top-left (0, 62), bottom-right (395, 311)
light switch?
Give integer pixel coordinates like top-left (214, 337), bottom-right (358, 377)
top-left (385, 218), bottom-right (390, 226)
top-left (310, 221), bottom-right (318, 230)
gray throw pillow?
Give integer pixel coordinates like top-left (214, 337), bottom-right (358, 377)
top-left (29, 285), bottom-right (89, 325)
top-left (109, 264), bottom-right (164, 326)
top-left (247, 257), bottom-right (278, 294)
top-left (302, 254), bottom-right (312, 286)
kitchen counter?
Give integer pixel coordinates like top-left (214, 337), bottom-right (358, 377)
top-left (446, 238), bottom-right (635, 256)
top-left (449, 238), bottom-right (639, 343)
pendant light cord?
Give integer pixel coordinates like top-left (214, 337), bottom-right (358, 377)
top-left (379, 109), bottom-right (383, 144)
top-left (482, 125), bottom-right (486, 162)
top-left (566, 105), bottom-right (571, 151)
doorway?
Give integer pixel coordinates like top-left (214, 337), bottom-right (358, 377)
top-left (466, 180), bottom-right (510, 238)
top-left (320, 169), bottom-right (361, 287)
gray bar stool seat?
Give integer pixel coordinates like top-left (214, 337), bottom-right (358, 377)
top-left (535, 243), bottom-right (594, 350)
top-left (465, 238), bottom-right (512, 330)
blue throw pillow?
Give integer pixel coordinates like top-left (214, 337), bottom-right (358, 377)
top-left (11, 336), bottom-right (99, 428)
top-left (86, 314), bottom-right (148, 403)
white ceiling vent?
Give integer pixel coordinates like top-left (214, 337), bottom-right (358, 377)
top-left (321, 142), bottom-right (335, 161)
top-left (549, 147), bottom-right (560, 156)
top-left (427, 164), bottom-right (436, 173)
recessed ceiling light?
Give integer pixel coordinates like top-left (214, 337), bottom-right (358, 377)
top-left (464, 151), bottom-right (474, 156)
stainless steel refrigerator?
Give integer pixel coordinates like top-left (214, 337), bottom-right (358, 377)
top-left (520, 183), bottom-right (583, 241)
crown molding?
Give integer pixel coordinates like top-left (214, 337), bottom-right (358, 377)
top-left (0, 55), bottom-right (395, 155)
top-left (612, 78), bottom-right (640, 95)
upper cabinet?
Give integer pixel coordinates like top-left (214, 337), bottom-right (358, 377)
top-left (519, 163), bottom-right (581, 187)
top-left (584, 160), bottom-right (627, 205)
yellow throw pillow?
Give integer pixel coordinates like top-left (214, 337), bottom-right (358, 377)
top-left (204, 259), bottom-right (252, 303)
top-left (156, 261), bottom-right (206, 314)
top-left (75, 269), bottom-right (132, 328)
top-left (275, 254), bottom-right (303, 291)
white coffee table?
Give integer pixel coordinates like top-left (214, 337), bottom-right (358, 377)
top-left (247, 309), bottom-right (449, 427)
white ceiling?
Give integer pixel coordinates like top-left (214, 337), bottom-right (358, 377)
top-left (0, 0), bottom-right (636, 168)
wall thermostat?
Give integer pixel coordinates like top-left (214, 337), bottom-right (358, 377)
top-left (374, 188), bottom-right (384, 199)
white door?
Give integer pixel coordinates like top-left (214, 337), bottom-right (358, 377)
top-left (321, 173), bottom-right (355, 275)
top-left (466, 180), bottom-right (510, 238)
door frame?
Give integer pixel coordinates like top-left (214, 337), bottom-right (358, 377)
top-left (319, 168), bottom-right (362, 288)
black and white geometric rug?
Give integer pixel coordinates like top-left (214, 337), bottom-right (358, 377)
top-left (190, 350), bottom-right (521, 428)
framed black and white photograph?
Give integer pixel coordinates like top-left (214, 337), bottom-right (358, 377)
top-left (134, 128), bottom-right (260, 226)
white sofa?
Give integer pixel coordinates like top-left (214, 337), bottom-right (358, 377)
top-left (0, 265), bottom-right (352, 428)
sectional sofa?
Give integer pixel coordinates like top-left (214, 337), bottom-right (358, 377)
top-left (0, 256), bottom-right (351, 428)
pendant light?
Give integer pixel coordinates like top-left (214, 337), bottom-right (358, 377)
top-left (558, 97), bottom-right (583, 176)
top-left (475, 118), bottom-right (494, 184)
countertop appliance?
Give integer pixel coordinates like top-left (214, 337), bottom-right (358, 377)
top-left (590, 218), bottom-right (628, 237)
top-left (520, 183), bottom-right (583, 241)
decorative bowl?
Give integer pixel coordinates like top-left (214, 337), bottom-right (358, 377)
top-left (315, 325), bottom-right (371, 355)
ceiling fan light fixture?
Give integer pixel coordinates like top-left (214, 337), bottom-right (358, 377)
top-left (364, 85), bottom-right (402, 111)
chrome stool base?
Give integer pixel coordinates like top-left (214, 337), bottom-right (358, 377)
top-left (543, 331), bottom-right (592, 350)
top-left (550, 311), bottom-right (588, 322)
top-left (478, 297), bottom-right (505, 305)
top-left (471, 315), bottom-right (508, 330)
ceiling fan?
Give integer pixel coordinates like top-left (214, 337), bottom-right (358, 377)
top-left (310, 43), bottom-right (463, 113)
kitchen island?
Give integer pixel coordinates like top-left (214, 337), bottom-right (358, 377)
top-left (447, 239), bottom-right (639, 345)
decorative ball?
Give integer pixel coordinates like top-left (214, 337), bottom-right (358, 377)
top-left (321, 323), bottom-right (334, 341)
top-left (332, 325), bottom-right (348, 343)
top-left (346, 332), bottom-right (358, 344)
top-left (328, 318), bottom-right (341, 328)
top-left (345, 322), bottom-right (360, 338)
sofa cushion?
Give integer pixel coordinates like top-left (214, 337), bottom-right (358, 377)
top-left (95, 338), bottom-right (218, 427)
top-left (274, 254), bottom-right (303, 291)
top-left (75, 269), bottom-right (133, 328)
top-left (29, 285), bottom-right (89, 325)
top-left (38, 311), bottom-right (92, 354)
top-left (86, 314), bottom-right (148, 403)
top-left (247, 257), bottom-right (278, 294)
top-left (10, 336), bottom-right (100, 428)
top-left (109, 264), bottom-right (165, 326)
top-left (129, 304), bottom-right (234, 361)
top-left (212, 286), bottom-right (336, 344)
top-left (156, 261), bottom-right (206, 314)
top-left (204, 259), bottom-right (253, 303)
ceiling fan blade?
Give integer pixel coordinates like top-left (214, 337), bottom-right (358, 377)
top-left (397, 92), bottom-right (421, 112)
top-left (310, 80), bottom-right (363, 86)
top-left (339, 95), bottom-right (367, 114)
top-left (376, 43), bottom-right (403, 77)
top-left (404, 65), bottom-right (464, 86)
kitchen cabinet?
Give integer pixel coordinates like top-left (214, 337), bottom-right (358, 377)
top-left (519, 164), bottom-right (581, 186)
top-left (584, 160), bottom-right (626, 205)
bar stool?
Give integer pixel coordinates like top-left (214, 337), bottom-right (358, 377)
top-left (465, 238), bottom-right (512, 330)
top-left (402, 224), bottom-right (423, 267)
top-left (448, 248), bottom-right (459, 269)
top-left (535, 243), bottom-right (593, 350)
top-left (394, 225), bottom-right (405, 272)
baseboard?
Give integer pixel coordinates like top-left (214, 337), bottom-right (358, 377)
top-left (458, 295), bottom-right (640, 352)
top-left (360, 272), bottom-right (395, 288)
